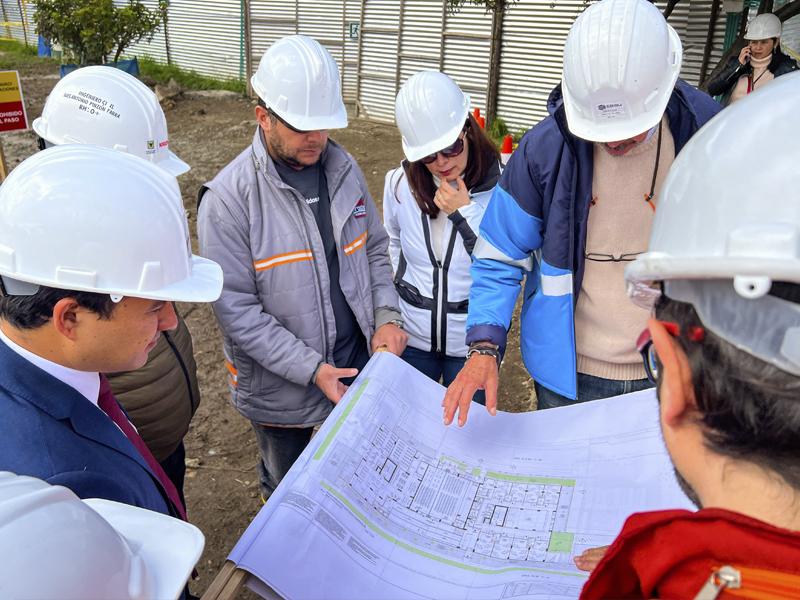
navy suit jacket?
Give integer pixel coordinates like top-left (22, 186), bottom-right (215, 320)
top-left (0, 339), bottom-right (173, 515)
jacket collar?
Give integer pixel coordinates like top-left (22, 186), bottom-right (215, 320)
top-left (0, 340), bottom-right (155, 476)
top-left (250, 127), bottom-right (352, 188)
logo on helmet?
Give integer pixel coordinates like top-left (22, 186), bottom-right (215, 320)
top-left (146, 140), bottom-right (156, 153)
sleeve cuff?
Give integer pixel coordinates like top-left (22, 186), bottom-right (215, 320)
top-left (374, 306), bottom-right (403, 330)
top-left (466, 324), bottom-right (507, 353)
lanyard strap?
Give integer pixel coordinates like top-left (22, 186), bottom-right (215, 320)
top-left (644, 120), bottom-right (663, 211)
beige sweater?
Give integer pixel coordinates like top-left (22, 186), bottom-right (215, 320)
top-left (574, 118), bottom-right (675, 380)
top-left (730, 55), bottom-right (774, 104)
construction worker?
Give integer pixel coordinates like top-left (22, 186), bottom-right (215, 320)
top-left (578, 72), bottom-right (800, 598)
top-left (0, 145), bottom-right (222, 522)
top-left (444, 0), bottom-right (721, 425)
top-left (707, 13), bottom-right (798, 104)
top-left (33, 66), bottom-right (202, 503)
top-left (385, 70), bottom-right (500, 399)
top-left (198, 35), bottom-right (405, 501)
top-left (0, 471), bottom-right (204, 600)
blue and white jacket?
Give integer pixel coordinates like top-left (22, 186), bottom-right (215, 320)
top-left (466, 80), bottom-right (721, 399)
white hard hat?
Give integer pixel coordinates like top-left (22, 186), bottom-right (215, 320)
top-left (626, 72), bottom-right (800, 376)
top-left (251, 35), bottom-right (347, 131)
top-left (395, 70), bottom-right (470, 162)
top-left (745, 13), bottom-right (782, 40)
top-left (32, 66), bottom-right (189, 176)
top-left (562, 0), bottom-right (682, 142)
top-left (0, 472), bottom-right (204, 600)
top-left (0, 145), bottom-right (222, 302)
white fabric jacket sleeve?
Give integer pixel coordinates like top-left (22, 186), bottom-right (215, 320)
top-left (197, 189), bottom-right (323, 386)
top-left (382, 169), bottom-right (402, 273)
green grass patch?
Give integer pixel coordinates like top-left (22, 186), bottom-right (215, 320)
top-left (137, 56), bottom-right (246, 94)
top-left (0, 39), bottom-right (58, 69)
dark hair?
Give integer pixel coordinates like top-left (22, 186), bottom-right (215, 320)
top-left (655, 288), bottom-right (800, 491)
top-left (0, 285), bottom-right (117, 329)
top-left (400, 114), bottom-right (500, 218)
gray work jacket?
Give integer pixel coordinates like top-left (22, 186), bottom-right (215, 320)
top-left (198, 129), bottom-right (399, 426)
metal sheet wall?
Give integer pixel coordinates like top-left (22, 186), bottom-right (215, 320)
top-left (357, 0), bottom-right (400, 121)
top-left (356, 1), bottom-right (492, 124)
top-left (342, 0), bottom-right (362, 102)
top-left (1, 0), bottom-right (36, 46)
top-left (494, 0), bottom-right (586, 132)
top-left (442, 4), bottom-right (492, 114)
top-left (681, 0), bottom-right (727, 85)
top-left (124, 0), bottom-right (242, 80)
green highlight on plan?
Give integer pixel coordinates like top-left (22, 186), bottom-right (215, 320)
top-left (548, 532), bottom-right (574, 553)
top-left (485, 472), bottom-right (576, 487)
top-left (313, 379), bottom-right (369, 461)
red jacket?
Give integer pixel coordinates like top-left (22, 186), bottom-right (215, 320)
top-left (580, 508), bottom-right (800, 599)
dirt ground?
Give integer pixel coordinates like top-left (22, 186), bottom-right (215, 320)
top-left (4, 56), bottom-right (534, 596)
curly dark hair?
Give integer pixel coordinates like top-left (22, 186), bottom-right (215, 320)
top-left (655, 286), bottom-right (800, 491)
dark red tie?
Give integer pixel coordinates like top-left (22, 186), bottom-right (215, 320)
top-left (97, 375), bottom-right (187, 520)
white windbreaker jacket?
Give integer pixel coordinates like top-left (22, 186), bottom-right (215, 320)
top-left (383, 162), bottom-right (500, 357)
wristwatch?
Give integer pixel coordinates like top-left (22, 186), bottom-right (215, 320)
top-left (385, 318), bottom-right (405, 329)
top-left (466, 342), bottom-right (500, 363)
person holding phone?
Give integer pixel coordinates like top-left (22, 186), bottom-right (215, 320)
top-left (383, 71), bottom-right (501, 400)
top-left (707, 13), bottom-right (797, 104)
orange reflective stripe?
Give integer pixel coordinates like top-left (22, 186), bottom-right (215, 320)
top-left (253, 249), bottom-right (313, 272)
top-left (344, 232), bottom-right (368, 255)
top-left (224, 359), bottom-right (238, 387)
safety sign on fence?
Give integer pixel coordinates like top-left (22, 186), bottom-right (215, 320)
top-left (0, 71), bottom-right (29, 133)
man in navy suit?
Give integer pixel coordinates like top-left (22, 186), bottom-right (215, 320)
top-left (0, 145), bottom-right (223, 518)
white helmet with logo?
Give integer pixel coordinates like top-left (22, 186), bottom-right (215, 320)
top-left (626, 73), bottom-right (800, 376)
top-left (0, 145), bottom-right (222, 302)
top-left (0, 471), bottom-right (204, 600)
top-left (745, 13), bottom-right (782, 40)
top-left (395, 70), bottom-right (470, 163)
top-left (32, 66), bottom-right (189, 176)
top-left (251, 35), bottom-right (347, 131)
top-left (562, 0), bottom-right (682, 142)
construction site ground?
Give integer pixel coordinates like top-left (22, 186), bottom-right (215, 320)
top-left (3, 56), bottom-right (535, 596)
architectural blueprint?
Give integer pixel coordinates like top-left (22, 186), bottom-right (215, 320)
top-left (229, 352), bottom-right (692, 600)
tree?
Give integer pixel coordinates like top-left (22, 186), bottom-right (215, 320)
top-left (34, 0), bottom-right (165, 65)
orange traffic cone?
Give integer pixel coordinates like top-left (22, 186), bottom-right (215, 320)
top-left (472, 108), bottom-right (485, 129)
top-left (500, 134), bottom-right (513, 166)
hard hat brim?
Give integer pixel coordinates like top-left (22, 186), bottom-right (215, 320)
top-left (86, 498), bottom-right (204, 600)
top-left (154, 255), bottom-right (224, 303)
top-left (158, 151), bottom-right (191, 176)
top-left (0, 255), bottom-right (223, 303)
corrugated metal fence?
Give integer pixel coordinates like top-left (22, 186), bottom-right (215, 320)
top-left (8, 0), bottom-right (793, 131)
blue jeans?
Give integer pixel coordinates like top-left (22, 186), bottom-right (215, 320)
top-left (252, 423), bottom-right (315, 500)
top-left (535, 373), bottom-right (653, 410)
top-left (401, 346), bottom-right (486, 405)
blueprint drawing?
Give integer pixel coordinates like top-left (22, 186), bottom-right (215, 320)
top-left (229, 352), bottom-right (692, 600)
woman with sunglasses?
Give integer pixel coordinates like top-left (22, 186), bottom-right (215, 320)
top-left (383, 70), bottom-right (501, 398)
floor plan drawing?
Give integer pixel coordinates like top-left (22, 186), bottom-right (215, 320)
top-left (229, 352), bottom-right (692, 600)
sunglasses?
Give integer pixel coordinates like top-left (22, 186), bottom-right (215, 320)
top-left (636, 321), bottom-right (705, 384)
top-left (268, 108), bottom-right (309, 134)
top-left (419, 131), bottom-right (467, 165)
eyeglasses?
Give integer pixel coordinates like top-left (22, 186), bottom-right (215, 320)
top-left (267, 108), bottom-right (309, 134)
top-left (419, 132), bottom-right (466, 165)
top-left (585, 252), bottom-right (644, 263)
top-left (636, 321), bottom-right (705, 384)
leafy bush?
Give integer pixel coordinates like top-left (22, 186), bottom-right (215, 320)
top-left (33, 0), bottom-right (165, 65)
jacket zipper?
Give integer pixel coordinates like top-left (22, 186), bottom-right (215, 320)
top-left (436, 258), bottom-right (444, 353)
